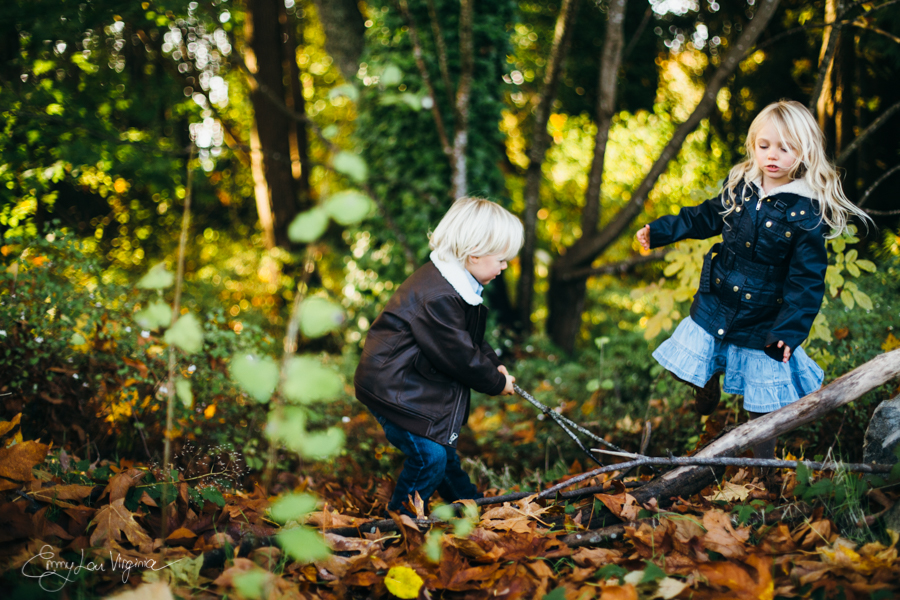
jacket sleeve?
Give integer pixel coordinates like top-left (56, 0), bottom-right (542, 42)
top-left (648, 194), bottom-right (727, 248)
top-left (409, 295), bottom-right (507, 396)
top-left (764, 219), bottom-right (827, 349)
top-left (480, 340), bottom-right (503, 368)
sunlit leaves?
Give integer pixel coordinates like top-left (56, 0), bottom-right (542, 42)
top-left (328, 83), bottom-right (358, 102)
top-left (163, 313), bottom-right (204, 354)
top-left (136, 262), bottom-right (174, 290)
top-left (270, 492), bottom-right (317, 524)
top-left (300, 297), bottom-right (344, 338)
top-left (323, 190), bottom-right (374, 225)
top-left (230, 353), bottom-right (279, 403)
top-left (282, 356), bottom-right (342, 404)
top-left (277, 526), bottom-right (330, 562)
top-left (332, 151), bottom-right (368, 183)
top-left (287, 208), bottom-right (329, 243)
top-left (295, 427), bottom-right (344, 459)
top-left (134, 300), bottom-right (172, 330)
top-left (380, 64), bottom-right (403, 87)
top-left (232, 570), bottom-right (267, 599)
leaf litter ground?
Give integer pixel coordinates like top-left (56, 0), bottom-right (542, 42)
top-left (2, 412), bottom-right (900, 600)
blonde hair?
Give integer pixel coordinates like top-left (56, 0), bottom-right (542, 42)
top-left (429, 197), bottom-right (524, 263)
top-left (722, 99), bottom-right (871, 238)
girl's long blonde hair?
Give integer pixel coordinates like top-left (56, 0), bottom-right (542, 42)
top-left (722, 99), bottom-right (871, 238)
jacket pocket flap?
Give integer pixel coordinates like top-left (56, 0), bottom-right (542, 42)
top-left (414, 352), bottom-right (452, 382)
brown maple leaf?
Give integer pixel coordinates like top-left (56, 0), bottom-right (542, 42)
top-left (88, 498), bottom-right (153, 554)
top-left (0, 440), bottom-right (50, 482)
top-left (701, 509), bottom-right (750, 559)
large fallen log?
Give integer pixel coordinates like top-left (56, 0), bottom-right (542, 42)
top-left (626, 348), bottom-right (900, 509)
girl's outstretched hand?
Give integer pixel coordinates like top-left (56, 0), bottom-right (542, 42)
top-left (636, 225), bottom-right (650, 251)
top-left (498, 365), bottom-right (515, 396)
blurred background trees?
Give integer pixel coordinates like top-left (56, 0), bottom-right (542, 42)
top-left (2, 0), bottom-right (899, 471)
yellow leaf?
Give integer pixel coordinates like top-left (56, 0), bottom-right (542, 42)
top-left (384, 566), bottom-right (424, 599)
top-left (883, 333), bottom-right (900, 352)
top-left (204, 404), bottom-right (216, 419)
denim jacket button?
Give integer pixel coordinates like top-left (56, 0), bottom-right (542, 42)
top-left (745, 241), bottom-right (751, 248)
top-left (736, 207), bottom-right (742, 212)
top-left (718, 328), bottom-right (724, 335)
top-left (791, 212), bottom-right (796, 217)
top-left (715, 278), bottom-right (721, 284)
top-left (745, 293), bottom-right (751, 299)
top-left (766, 221), bottom-right (772, 228)
top-left (732, 286), bottom-right (739, 292)
top-left (785, 231), bottom-right (792, 238)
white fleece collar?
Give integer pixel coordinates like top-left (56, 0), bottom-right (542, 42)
top-left (751, 177), bottom-right (818, 200)
top-left (430, 251), bottom-right (483, 306)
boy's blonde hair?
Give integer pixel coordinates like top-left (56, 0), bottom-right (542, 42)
top-left (429, 197), bottom-right (524, 263)
top-left (722, 99), bottom-right (871, 237)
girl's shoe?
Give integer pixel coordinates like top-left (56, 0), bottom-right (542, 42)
top-left (694, 375), bottom-right (721, 415)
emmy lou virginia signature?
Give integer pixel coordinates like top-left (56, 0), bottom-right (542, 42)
top-left (22, 545), bottom-right (184, 592)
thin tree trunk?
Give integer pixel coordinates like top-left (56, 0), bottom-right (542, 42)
top-left (451, 0), bottom-right (474, 199)
top-left (245, 0), bottom-right (298, 249)
top-left (516, 0), bottom-right (581, 332)
top-left (546, 0), bottom-right (782, 352)
top-left (629, 348), bottom-right (900, 509)
top-left (283, 2), bottom-right (311, 207)
top-left (311, 0), bottom-right (365, 83)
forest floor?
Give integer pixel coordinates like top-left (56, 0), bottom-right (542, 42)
top-left (2, 412), bottom-right (900, 600)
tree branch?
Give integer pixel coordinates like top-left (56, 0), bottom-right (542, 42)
top-left (451, 0), bottom-right (474, 198)
top-left (397, 0), bottom-right (453, 159)
top-left (835, 99), bottom-right (900, 167)
top-left (562, 249), bottom-right (667, 281)
top-left (565, 0), bottom-right (782, 269)
top-left (425, 0), bottom-right (454, 107)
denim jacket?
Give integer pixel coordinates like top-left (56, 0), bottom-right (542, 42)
top-left (648, 179), bottom-right (827, 351)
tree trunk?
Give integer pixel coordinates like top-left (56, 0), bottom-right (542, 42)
top-left (450, 0), bottom-right (473, 199)
top-left (311, 0), bottom-right (365, 84)
top-left (629, 348), bottom-right (900, 507)
top-left (283, 2), bottom-right (311, 208)
top-left (245, 0), bottom-right (298, 249)
top-left (517, 0), bottom-right (581, 333)
top-left (546, 0), bottom-right (782, 352)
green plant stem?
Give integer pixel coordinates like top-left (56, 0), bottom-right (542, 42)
top-left (161, 145), bottom-right (195, 544)
top-left (261, 247), bottom-right (315, 493)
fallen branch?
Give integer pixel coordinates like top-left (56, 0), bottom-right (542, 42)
top-left (626, 348), bottom-right (900, 510)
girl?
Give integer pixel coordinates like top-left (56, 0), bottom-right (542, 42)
top-left (636, 100), bottom-right (871, 459)
top-left (355, 197), bottom-right (522, 516)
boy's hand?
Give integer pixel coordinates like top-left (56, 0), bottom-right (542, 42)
top-left (636, 225), bottom-right (650, 251)
top-left (498, 365), bottom-right (515, 396)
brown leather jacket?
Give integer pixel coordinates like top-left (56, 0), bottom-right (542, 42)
top-left (354, 259), bottom-right (506, 447)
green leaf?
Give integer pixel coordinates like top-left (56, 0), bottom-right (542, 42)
top-left (431, 504), bottom-right (457, 521)
top-left (230, 353), bottom-right (279, 403)
top-left (137, 262), bottom-right (174, 290)
top-left (323, 190), bottom-right (374, 225)
top-left (328, 83), bottom-right (358, 102)
top-left (332, 152), bottom-right (368, 183)
top-left (176, 378), bottom-right (193, 409)
top-left (381, 64), bottom-right (403, 87)
top-left (300, 297), bottom-right (344, 338)
top-left (199, 486), bottom-right (225, 507)
top-left (796, 462), bottom-right (811, 485)
top-left (70, 333), bottom-right (86, 346)
top-left (270, 492), bottom-right (318, 524)
top-left (287, 208), bottom-right (329, 243)
top-left (855, 259), bottom-right (877, 272)
top-left (541, 588), bottom-right (567, 600)
top-left (283, 356), bottom-right (343, 404)
top-left (640, 560), bottom-right (666, 583)
top-left (295, 427), bottom-right (345, 459)
top-left (840, 288), bottom-right (855, 310)
top-left (831, 237), bottom-right (846, 253)
top-left (277, 526), bottom-right (331, 562)
top-left (596, 564), bottom-right (627, 583)
top-left (853, 289), bottom-right (874, 311)
top-left (267, 408), bottom-right (306, 445)
top-left (135, 300), bottom-right (172, 330)
top-left (232, 569), bottom-right (267, 599)
top-left (423, 530), bottom-right (443, 563)
top-left (600, 379), bottom-right (615, 390)
top-left (400, 92), bottom-right (422, 110)
top-left (163, 313), bottom-right (204, 354)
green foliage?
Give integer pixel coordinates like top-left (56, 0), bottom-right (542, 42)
top-left (137, 263), bottom-right (175, 290)
top-left (282, 356), bottom-right (343, 405)
top-left (299, 297), bottom-right (345, 338)
top-left (277, 526), bottom-right (331, 563)
top-left (270, 492), bottom-right (318, 524)
top-left (163, 312), bottom-right (204, 354)
top-left (287, 209), bottom-right (329, 244)
top-left (230, 353), bottom-right (279, 403)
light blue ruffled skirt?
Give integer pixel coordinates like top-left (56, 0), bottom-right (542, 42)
top-left (652, 316), bottom-right (824, 413)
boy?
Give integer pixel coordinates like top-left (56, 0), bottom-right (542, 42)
top-left (354, 197), bottom-right (523, 515)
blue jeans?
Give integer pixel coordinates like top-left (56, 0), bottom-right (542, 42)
top-left (372, 411), bottom-right (482, 515)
